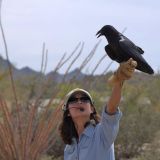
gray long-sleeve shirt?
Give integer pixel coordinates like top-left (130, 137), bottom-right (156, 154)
top-left (64, 108), bottom-right (122, 160)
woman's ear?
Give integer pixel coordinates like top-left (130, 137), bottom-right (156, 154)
top-left (91, 106), bottom-right (94, 113)
top-left (91, 106), bottom-right (97, 114)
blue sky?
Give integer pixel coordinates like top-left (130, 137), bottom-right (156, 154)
top-left (0, 0), bottom-right (160, 74)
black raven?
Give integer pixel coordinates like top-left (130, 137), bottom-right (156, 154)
top-left (96, 25), bottom-right (154, 74)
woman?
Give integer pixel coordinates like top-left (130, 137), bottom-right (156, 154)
top-left (59, 58), bottom-right (137, 160)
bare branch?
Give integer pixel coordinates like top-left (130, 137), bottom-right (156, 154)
top-left (0, 1), bottom-right (23, 158)
top-left (40, 42), bottom-right (45, 74)
top-left (62, 42), bottom-right (84, 82)
top-left (57, 42), bottom-right (81, 70)
top-left (90, 54), bottom-right (107, 75)
top-left (65, 40), bottom-right (101, 83)
top-left (102, 61), bottom-right (113, 75)
top-left (43, 49), bottom-right (48, 74)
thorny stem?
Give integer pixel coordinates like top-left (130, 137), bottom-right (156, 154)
top-left (40, 42), bottom-right (45, 74)
top-left (62, 42), bottom-right (84, 82)
top-left (0, 0), bottom-right (23, 159)
top-left (0, 2), bottom-right (114, 159)
top-left (91, 54), bottom-right (107, 75)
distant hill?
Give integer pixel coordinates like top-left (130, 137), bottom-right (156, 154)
top-left (0, 56), bottom-right (86, 83)
top-left (46, 71), bottom-right (63, 83)
top-left (46, 68), bottom-right (86, 83)
top-left (0, 55), bottom-right (158, 84)
top-left (14, 67), bottom-right (42, 79)
top-left (0, 55), bottom-right (16, 71)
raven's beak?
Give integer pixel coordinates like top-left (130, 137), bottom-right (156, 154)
top-left (96, 30), bottom-right (102, 38)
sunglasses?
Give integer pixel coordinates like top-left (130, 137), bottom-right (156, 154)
top-left (68, 96), bottom-right (91, 105)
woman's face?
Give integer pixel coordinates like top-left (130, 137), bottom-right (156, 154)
top-left (68, 92), bottom-right (94, 120)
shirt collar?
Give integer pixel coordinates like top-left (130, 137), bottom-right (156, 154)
top-left (82, 124), bottom-right (95, 138)
top-left (71, 124), bottom-right (96, 144)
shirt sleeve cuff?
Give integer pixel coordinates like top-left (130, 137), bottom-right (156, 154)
top-left (102, 106), bottom-right (122, 121)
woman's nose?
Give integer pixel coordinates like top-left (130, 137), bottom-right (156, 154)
top-left (77, 99), bottom-right (82, 104)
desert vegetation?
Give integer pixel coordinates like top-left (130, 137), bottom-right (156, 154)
top-left (0, 54), bottom-right (160, 160)
top-left (0, 0), bottom-right (160, 159)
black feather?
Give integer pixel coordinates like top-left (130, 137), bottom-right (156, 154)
top-left (96, 25), bottom-right (154, 74)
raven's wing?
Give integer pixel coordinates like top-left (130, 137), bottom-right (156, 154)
top-left (119, 37), bottom-right (154, 74)
top-left (119, 36), bottom-right (145, 62)
top-left (105, 45), bottom-right (118, 61)
top-left (136, 46), bottom-right (144, 54)
top-left (122, 35), bottom-right (144, 54)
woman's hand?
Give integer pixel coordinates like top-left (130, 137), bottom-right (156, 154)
top-left (108, 58), bottom-right (137, 86)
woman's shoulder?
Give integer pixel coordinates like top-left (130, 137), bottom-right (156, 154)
top-left (64, 139), bottom-right (76, 153)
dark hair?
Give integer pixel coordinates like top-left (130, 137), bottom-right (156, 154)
top-left (59, 105), bottom-right (101, 145)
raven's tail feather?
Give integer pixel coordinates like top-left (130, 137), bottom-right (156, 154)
top-left (136, 62), bottom-right (154, 74)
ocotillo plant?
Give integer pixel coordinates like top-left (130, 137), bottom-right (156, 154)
top-left (0, 1), bottom-right (113, 160)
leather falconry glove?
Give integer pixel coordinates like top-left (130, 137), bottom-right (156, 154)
top-left (108, 58), bottom-right (137, 86)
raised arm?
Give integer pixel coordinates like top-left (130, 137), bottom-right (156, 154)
top-left (106, 58), bottom-right (137, 114)
top-left (98, 58), bottom-right (137, 150)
